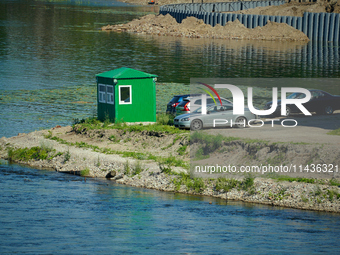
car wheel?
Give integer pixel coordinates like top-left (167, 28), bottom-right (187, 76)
top-left (324, 105), bottom-right (334, 115)
top-left (190, 119), bottom-right (203, 131)
top-left (235, 116), bottom-right (247, 128)
top-left (285, 106), bottom-right (291, 116)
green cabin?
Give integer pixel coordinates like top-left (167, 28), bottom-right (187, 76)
top-left (96, 67), bottom-right (157, 123)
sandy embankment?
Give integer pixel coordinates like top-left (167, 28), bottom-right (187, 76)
top-left (102, 14), bottom-right (309, 41)
top-left (1, 124), bottom-right (340, 213)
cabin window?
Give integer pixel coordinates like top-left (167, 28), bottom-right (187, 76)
top-left (106, 85), bottom-right (114, 104)
top-left (119, 85), bottom-right (132, 104)
top-left (98, 84), bottom-right (106, 103)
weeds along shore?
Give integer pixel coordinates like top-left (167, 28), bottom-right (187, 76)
top-left (1, 116), bottom-right (340, 213)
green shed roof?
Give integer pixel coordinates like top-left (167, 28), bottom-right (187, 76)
top-left (96, 67), bottom-right (157, 79)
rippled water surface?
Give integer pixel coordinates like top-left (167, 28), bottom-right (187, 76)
top-left (1, 162), bottom-right (340, 254)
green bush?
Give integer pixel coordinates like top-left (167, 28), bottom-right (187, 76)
top-left (191, 132), bottom-right (237, 157)
top-left (186, 177), bottom-right (205, 193)
top-left (64, 149), bottom-right (71, 163)
top-left (80, 168), bottom-right (90, 176)
top-left (215, 178), bottom-right (240, 192)
top-left (215, 176), bottom-right (254, 192)
top-left (7, 146), bottom-right (53, 162)
top-left (241, 176), bottom-right (255, 190)
top-left (132, 161), bottom-right (144, 176)
top-left (72, 116), bottom-right (187, 135)
top-left (124, 160), bottom-right (130, 175)
top-left (275, 176), bottom-right (315, 184)
top-left (171, 172), bottom-right (191, 191)
top-left (157, 113), bottom-right (174, 125)
top-left (329, 179), bottom-right (340, 186)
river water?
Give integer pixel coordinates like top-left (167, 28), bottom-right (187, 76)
top-left (1, 162), bottom-right (340, 254)
top-left (1, 0), bottom-right (340, 253)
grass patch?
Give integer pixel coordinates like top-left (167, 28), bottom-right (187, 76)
top-left (161, 135), bottom-right (183, 150)
top-left (275, 176), bottom-right (316, 184)
top-left (44, 130), bottom-right (53, 139)
top-left (96, 156), bottom-right (101, 167)
top-left (171, 173), bottom-right (205, 193)
top-left (215, 178), bottom-right (239, 192)
top-left (80, 168), bottom-right (90, 176)
top-left (327, 189), bottom-right (340, 201)
top-left (327, 128), bottom-right (340, 136)
top-left (48, 135), bottom-right (189, 169)
top-left (47, 151), bottom-right (63, 161)
top-left (64, 149), bottom-right (71, 163)
top-left (301, 195), bottom-right (309, 203)
top-left (124, 160), bottom-right (131, 175)
top-left (109, 135), bottom-right (120, 143)
top-left (7, 146), bottom-right (54, 162)
top-left (177, 144), bottom-right (188, 156)
top-left (265, 152), bottom-right (286, 165)
top-left (159, 154), bottom-right (188, 174)
top-left (172, 172), bottom-right (191, 191)
top-left (186, 177), bottom-right (206, 193)
top-left (329, 179), bottom-right (340, 186)
top-left (156, 113), bottom-right (174, 126)
top-left (191, 132), bottom-right (270, 159)
top-left (72, 116), bottom-right (187, 135)
top-left (131, 161), bottom-right (144, 176)
top-left (313, 186), bottom-right (322, 196)
top-left (275, 187), bottom-right (289, 200)
top-left (215, 176), bottom-right (255, 192)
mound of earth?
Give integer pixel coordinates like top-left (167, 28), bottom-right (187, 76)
top-left (102, 14), bottom-right (309, 42)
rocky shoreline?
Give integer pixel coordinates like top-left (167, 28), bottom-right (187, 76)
top-left (1, 125), bottom-right (340, 213)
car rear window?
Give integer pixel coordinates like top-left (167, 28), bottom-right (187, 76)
top-left (194, 99), bottom-right (202, 105)
top-left (178, 100), bottom-right (189, 107)
top-left (169, 96), bottom-right (180, 104)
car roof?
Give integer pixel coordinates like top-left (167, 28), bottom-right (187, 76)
top-left (173, 93), bottom-right (206, 98)
top-left (173, 94), bottom-right (190, 97)
top-left (206, 103), bottom-right (231, 106)
top-left (184, 95), bottom-right (229, 100)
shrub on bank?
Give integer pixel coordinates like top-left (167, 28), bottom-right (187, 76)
top-left (7, 146), bottom-right (54, 162)
top-left (72, 115), bottom-right (186, 135)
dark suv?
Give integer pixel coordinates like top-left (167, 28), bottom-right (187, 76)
top-left (166, 94), bottom-right (190, 115)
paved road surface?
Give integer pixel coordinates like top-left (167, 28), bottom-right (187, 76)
top-left (205, 111), bottom-right (340, 145)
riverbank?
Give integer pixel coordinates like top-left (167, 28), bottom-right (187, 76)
top-left (102, 14), bottom-right (309, 41)
top-left (1, 120), bottom-right (340, 213)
